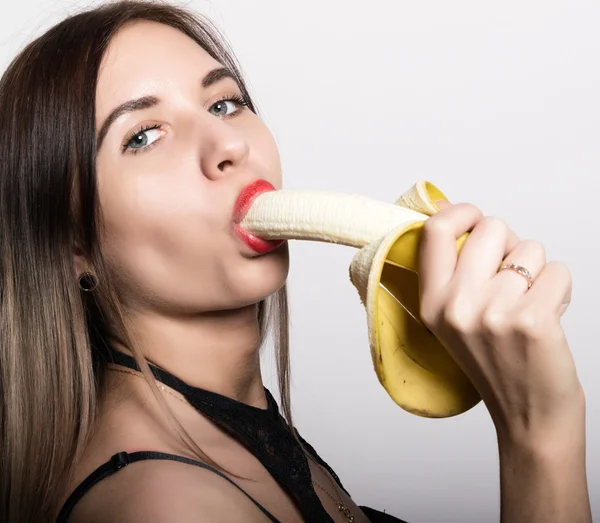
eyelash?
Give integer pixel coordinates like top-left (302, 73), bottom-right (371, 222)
top-left (212, 94), bottom-right (249, 118)
top-left (121, 94), bottom-right (250, 155)
top-left (122, 123), bottom-right (162, 155)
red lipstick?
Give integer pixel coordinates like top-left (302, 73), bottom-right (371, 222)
top-left (233, 179), bottom-right (284, 255)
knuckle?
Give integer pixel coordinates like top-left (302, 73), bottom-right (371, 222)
top-left (458, 202), bottom-right (484, 216)
top-left (482, 215), bottom-right (507, 232)
top-left (482, 216), bottom-right (520, 245)
top-left (442, 296), bottom-right (476, 333)
top-left (511, 309), bottom-right (546, 339)
top-left (481, 307), bottom-right (510, 336)
top-left (519, 239), bottom-right (546, 261)
top-left (546, 260), bottom-right (572, 282)
top-left (422, 214), bottom-right (453, 235)
top-left (423, 203), bottom-right (484, 235)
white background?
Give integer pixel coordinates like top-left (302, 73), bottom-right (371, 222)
top-left (1, 1), bottom-right (598, 522)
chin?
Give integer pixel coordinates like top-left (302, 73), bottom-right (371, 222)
top-left (234, 242), bottom-right (289, 307)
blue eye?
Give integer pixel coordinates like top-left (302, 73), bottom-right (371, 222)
top-left (208, 95), bottom-right (248, 118)
top-left (123, 124), bottom-right (163, 154)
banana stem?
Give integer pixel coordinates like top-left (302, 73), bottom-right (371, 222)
top-left (239, 190), bottom-right (428, 249)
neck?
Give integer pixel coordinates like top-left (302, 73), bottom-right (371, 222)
top-left (112, 303), bottom-right (268, 409)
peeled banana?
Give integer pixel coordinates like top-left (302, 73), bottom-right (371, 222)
top-left (239, 180), bottom-right (480, 418)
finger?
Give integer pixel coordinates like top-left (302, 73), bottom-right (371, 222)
top-left (486, 239), bottom-right (547, 308)
top-left (453, 216), bottom-right (521, 288)
top-left (419, 203), bottom-right (484, 297)
top-left (520, 261), bottom-right (572, 316)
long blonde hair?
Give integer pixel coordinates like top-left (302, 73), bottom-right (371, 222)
top-left (0, 2), bottom-right (292, 521)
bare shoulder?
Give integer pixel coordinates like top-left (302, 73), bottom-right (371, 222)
top-left (69, 458), bottom-right (270, 523)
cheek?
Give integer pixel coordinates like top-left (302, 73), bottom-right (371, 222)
top-left (97, 160), bottom-right (222, 280)
top-left (99, 197), bottom-right (232, 311)
top-left (99, 144), bottom-right (219, 229)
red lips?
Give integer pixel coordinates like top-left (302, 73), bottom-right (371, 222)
top-left (233, 179), bottom-right (284, 255)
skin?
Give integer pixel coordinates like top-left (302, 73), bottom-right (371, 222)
top-left (69, 19), bottom-right (591, 523)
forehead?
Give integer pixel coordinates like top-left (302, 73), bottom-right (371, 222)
top-left (96, 20), bottom-right (222, 116)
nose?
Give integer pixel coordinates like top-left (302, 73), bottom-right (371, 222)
top-left (198, 117), bottom-right (250, 180)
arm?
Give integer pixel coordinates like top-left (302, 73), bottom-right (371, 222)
top-left (497, 394), bottom-right (591, 523)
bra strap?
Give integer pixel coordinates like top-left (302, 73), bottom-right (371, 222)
top-left (56, 451), bottom-right (280, 523)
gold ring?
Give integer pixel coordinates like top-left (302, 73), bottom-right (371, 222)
top-left (498, 263), bottom-right (534, 289)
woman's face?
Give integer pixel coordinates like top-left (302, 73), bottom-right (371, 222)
top-left (93, 20), bottom-right (288, 313)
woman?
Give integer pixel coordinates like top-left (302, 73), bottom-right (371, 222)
top-left (0, 1), bottom-right (591, 522)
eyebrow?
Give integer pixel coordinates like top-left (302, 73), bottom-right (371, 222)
top-left (96, 67), bottom-right (239, 152)
top-left (201, 67), bottom-right (238, 89)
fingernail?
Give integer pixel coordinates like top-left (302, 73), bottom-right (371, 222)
top-left (435, 199), bottom-right (451, 209)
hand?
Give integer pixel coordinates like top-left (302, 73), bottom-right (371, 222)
top-left (418, 200), bottom-right (584, 443)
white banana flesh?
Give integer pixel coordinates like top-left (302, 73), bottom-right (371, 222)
top-left (239, 190), bottom-right (428, 247)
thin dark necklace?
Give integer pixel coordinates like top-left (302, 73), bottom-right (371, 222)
top-left (307, 454), bottom-right (355, 522)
